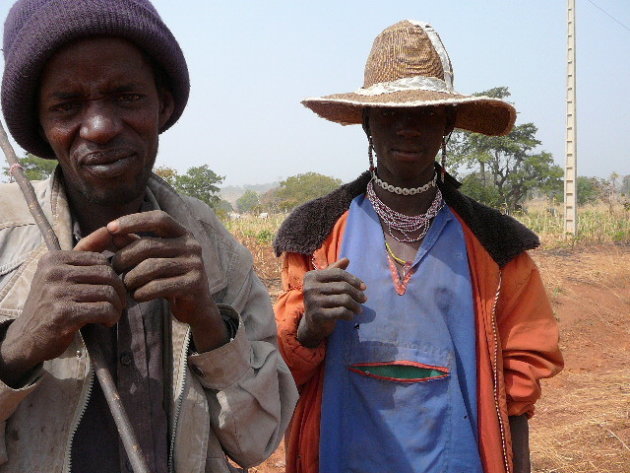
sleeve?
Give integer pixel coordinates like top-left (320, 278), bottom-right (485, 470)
top-left (496, 252), bottom-right (564, 418)
top-left (187, 267), bottom-right (299, 469)
top-left (0, 366), bottom-right (43, 420)
top-left (0, 320), bottom-right (44, 420)
top-left (274, 252), bottom-right (327, 388)
top-left (0, 323), bottom-right (43, 466)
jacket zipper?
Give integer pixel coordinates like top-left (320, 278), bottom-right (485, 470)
top-left (167, 328), bottom-right (191, 473)
top-left (490, 271), bottom-right (511, 473)
top-left (63, 341), bottom-right (95, 473)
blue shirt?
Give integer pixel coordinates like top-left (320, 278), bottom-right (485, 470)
top-left (320, 194), bottom-right (482, 473)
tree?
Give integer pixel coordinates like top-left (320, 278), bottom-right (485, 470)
top-left (577, 176), bottom-right (605, 206)
top-left (153, 164), bottom-right (224, 209)
top-left (2, 153), bottom-right (57, 181)
top-left (259, 188), bottom-right (283, 213)
top-left (154, 165), bottom-right (178, 187)
top-left (236, 189), bottom-right (260, 214)
top-left (459, 172), bottom-right (503, 208)
top-left (621, 175), bottom-right (630, 195)
top-left (172, 165), bottom-right (224, 208)
top-left (275, 172), bottom-right (342, 211)
top-left (450, 87), bottom-right (563, 211)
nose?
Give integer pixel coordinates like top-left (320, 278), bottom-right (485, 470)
top-left (79, 100), bottom-right (122, 144)
top-left (395, 117), bottom-right (422, 138)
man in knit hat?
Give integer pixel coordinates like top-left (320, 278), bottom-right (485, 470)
top-left (0, 1), bottom-right (296, 472)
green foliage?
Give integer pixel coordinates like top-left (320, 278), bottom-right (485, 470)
top-left (459, 173), bottom-right (503, 208)
top-left (153, 164), bottom-right (224, 209)
top-left (154, 165), bottom-right (178, 187)
top-left (173, 165), bottom-right (224, 208)
top-left (2, 153), bottom-right (57, 181)
top-left (577, 176), bottom-right (605, 206)
top-left (236, 189), bottom-right (260, 214)
top-left (274, 172), bottom-right (342, 211)
top-left (214, 199), bottom-right (233, 213)
top-left (450, 87), bottom-right (563, 211)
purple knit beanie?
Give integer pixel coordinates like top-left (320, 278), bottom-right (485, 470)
top-left (2, 0), bottom-right (190, 158)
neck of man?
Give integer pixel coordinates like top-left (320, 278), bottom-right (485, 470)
top-left (68, 190), bottom-right (145, 237)
top-left (373, 162), bottom-right (438, 216)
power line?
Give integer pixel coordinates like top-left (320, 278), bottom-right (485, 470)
top-left (584, 0), bottom-right (630, 33)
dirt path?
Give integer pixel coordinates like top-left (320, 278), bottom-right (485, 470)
top-left (254, 246), bottom-right (630, 473)
top-left (530, 247), bottom-right (630, 473)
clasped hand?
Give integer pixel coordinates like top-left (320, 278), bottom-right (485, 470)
top-left (297, 258), bottom-right (367, 348)
top-left (0, 210), bottom-right (226, 387)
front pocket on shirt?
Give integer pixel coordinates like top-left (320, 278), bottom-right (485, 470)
top-left (340, 342), bottom-right (452, 472)
top-left (349, 360), bottom-right (449, 383)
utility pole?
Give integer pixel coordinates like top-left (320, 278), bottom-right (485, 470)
top-left (564, 0), bottom-right (578, 235)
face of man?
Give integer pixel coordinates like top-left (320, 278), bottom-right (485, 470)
top-left (38, 37), bottom-right (174, 207)
top-left (369, 106), bottom-right (449, 184)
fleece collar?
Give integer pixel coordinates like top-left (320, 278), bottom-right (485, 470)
top-left (274, 167), bottom-right (539, 268)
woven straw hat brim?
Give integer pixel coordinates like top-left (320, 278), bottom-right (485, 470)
top-left (302, 90), bottom-right (516, 136)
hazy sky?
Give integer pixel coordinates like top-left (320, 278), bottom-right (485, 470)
top-left (1, 0), bottom-right (628, 186)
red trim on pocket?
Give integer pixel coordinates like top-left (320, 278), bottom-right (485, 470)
top-left (349, 360), bottom-right (449, 383)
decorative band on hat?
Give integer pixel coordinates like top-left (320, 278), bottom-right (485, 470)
top-left (354, 75), bottom-right (455, 97)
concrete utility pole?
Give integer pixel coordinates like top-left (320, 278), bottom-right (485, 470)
top-left (564, 0), bottom-right (578, 235)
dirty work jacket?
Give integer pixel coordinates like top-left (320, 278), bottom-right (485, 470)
top-left (0, 171), bottom-right (298, 473)
top-left (273, 171), bottom-right (564, 473)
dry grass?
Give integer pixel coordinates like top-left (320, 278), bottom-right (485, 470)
top-left (531, 371), bottom-right (630, 473)
top-left (517, 201), bottom-right (630, 249)
top-left (224, 214), bottom-right (286, 285)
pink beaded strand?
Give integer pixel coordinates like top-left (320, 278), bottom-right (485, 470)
top-left (366, 180), bottom-right (444, 243)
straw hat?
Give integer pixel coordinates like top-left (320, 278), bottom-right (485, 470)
top-left (302, 20), bottom-right (516, 136)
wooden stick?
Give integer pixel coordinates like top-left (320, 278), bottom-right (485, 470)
top-left (0, 121), bottom-right (150, 473)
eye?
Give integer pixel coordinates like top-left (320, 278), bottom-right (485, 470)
top-left (49, 101), bottom-right (79, 114)
top-left (118, 93), bottom-right (143, 103)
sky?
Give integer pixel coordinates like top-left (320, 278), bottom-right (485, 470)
top-left (0, 0), bottom-right (628, 186)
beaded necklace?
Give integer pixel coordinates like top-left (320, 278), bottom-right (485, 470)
top-left (366, 180), bottom-right (444, 243)
top-left (385, 241), bottom-right (411, 265)
top-left (371, 170), bottom-right (437, 195)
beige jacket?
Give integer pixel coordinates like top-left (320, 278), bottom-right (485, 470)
top-left (0, 172), bottom-right (297, 473)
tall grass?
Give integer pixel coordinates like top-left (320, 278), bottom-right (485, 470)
top-left (224, 214), bottom-right (287, 285)
top-left (222, 203), bottom-right (630, 285)
top-left (516, 201), bottom-right (630, 248)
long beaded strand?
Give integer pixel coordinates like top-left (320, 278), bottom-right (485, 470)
top-left (366, 180), bottom-right (444, 243)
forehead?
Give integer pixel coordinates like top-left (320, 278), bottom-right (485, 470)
top-left (371, 106), bottom-right (445, 118)
top-left (39, 37), bottom-right (154, 95)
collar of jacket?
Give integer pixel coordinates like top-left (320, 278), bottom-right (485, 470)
top-left (273, 164), bottom-right (539, 268)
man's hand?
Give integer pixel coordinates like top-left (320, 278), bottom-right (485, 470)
top-left (107, 210), bottom-right (228, 353)
top-left (0, 229), bottom-right (128, 388)
top-left (297, 258), bottom-right (367, 348)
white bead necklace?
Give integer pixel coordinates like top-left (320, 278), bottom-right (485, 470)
top-left (371, 170), bottom-right (437, 195)
top-left (366, 180), bottom-right (444, 243)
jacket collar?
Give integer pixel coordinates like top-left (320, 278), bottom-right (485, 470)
top-left (274, 166), bottom-right (539, 268)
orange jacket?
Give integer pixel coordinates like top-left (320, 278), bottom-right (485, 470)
top-left (274, 175), bottom-right (563, 473)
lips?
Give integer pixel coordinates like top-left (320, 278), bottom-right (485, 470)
top-left (80, 149), bottom-right (137, 178)
top-left (391, 148), bottom-right (424, 160)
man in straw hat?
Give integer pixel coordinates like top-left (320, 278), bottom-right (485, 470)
top-left (0, 0), bottom-right (297, 471)
top-left (274, 20), bottom-right (562, 473)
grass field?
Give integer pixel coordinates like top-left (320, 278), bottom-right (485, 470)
top-left (516, 201), bottom-right (630, 248)
top-left (225, 201), bottom-right (630, 281)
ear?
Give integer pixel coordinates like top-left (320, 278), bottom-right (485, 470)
top-left (444, 107), bottom-right (456, 135)
top-left (157, 88), bottom-right (175, 129)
